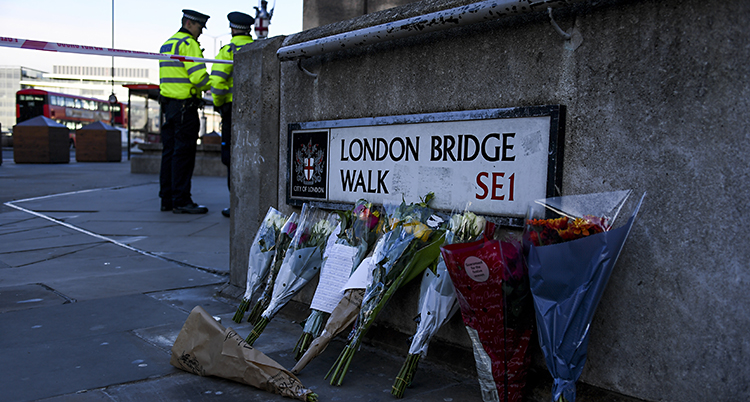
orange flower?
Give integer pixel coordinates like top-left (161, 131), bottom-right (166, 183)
top-left (526, 215), bottom-right (608, 246)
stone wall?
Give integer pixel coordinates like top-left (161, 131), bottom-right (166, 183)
top-left (129, 143), bottom-right (226, 177)
top-left (231, 0), bottom-right (750, 401)
top-left (303, 0), bottom-right (416, 29)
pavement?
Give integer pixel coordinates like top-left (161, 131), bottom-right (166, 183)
top-left (0, 148), bottom-right (486, 402)
top-left (0, 148), bottom-right (646, 402)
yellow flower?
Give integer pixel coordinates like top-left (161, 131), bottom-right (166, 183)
top-left (403, 221), bottom-right (432, 242)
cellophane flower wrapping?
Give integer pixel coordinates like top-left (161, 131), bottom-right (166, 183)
top-left (442, 233), bottom-right (535, 402)
top-left (233, 207), bottom-right (288, 323)
top-left (246, 204), bottom-right (338, 346)
top-left (524, 190), bottom-right (644, 402)
top-left (326, 193), bottom-right (444, 386)
top-left (246, 212), bottom-right (300, 326)
top-left (294, 200), bottom-right (382, 359)
top-left (391, 211), bottom-right (489, 398)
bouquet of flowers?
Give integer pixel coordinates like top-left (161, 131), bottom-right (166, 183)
top-left (391, 210), bottom-right (488, 398)
top-left (171, 306), bottom-right (318, 402)
top-left (246, 212), bottom-right (300, 325)
top-left (326, 193), bottom-right (445, 386)
top-left (246, 204), bottom-right (339, 345)
top-left (441, 228), bottom-right (535, 402)
top-left (232, 207), bottom-right (288, 323)
top-left (293, 200), bottom-right (381, 360)
top-left (524, 190), bottom-right (645, 402)
top-left (290, 257), bottom-right (372, 375)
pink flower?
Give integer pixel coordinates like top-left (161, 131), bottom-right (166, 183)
top-left (285, 221), bottom-right (298, 235)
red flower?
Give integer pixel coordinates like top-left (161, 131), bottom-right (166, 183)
top-left (285, 221), bottom-right (298, 235)
top-left (526, 215), bottom-right (608, 246)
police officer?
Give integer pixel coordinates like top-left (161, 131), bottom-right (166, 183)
top-left (210, 11), bottom-right (255, 218)
top-left (158, 9), bottom-right (211, 214)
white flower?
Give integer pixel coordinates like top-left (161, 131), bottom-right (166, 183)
top-left (448, 212), bottom-right (486, 243)
top-left (265, 212), bottom-right (288, 231)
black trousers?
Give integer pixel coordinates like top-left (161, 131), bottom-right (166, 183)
top-left (159, 98), bottom-right (200, 207)
top-left (220, 102), bottom-right (232, 190)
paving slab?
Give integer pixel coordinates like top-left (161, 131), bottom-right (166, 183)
top-left (147, 285), bottom-right (238, 316)
top-left (0, 152), bottom-right (152, 205)
top-left (0, 218), bottom-right (81, 238)
top-left (1, 330), bottom-right (175, 402)
top-left (182, 220), bottom-right (230, 238)
top-left (10, 216), bottom-right (230, 268)
top-left (0, 256), bottom-right (224, 303)
top-left (45, 210), bottom-right (208, 223)
top-left (0, 293), bottom-right (188, 348)
top-left (8, 179), bottom-right (227, 217)
top-left (0, 210), bottom-right (41, 229)
top-left (141, 239), bottom-right (229, 272)
top-left (0, 243), bottom-right (156, 284)
top-left (0, 242), bottom-right (104, 268)
top-left (72, 218), bottom-right (224, 238)
top-left (45, 266), bottom-right (225, 301)
top-left (0, 226), bottom-right (101, 254)
top-left (16, 187), bottom-right (156, 213)
top-left (36, 371), bottom-right (287, 402)
top-left (0, 283), bottom-right (71, 313)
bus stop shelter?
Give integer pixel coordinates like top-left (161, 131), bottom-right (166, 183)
top-left (122, 84), bottom-right (160, 160)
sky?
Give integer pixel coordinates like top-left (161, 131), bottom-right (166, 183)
top-left (0, 0), bottom-right (303, 74)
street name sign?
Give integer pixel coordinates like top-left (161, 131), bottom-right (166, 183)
top-left (287, 105), bottom-right (565, 226)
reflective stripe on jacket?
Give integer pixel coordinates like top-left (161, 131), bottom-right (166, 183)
top-left (210, 34), bottom-right (253, 107)
top-left (159, 30), bottom-right (210, 100)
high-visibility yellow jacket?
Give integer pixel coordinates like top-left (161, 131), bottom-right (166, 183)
top-left (159, 29), bottom-right (210, 100)
top-left (210, 34), bottom-right (254, 107)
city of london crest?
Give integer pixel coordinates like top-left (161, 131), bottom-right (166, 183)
top-left (295, 139), bottom-right (325, 186)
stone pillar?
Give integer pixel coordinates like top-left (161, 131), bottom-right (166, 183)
top-left (229, 36), bottom-right (285, 289)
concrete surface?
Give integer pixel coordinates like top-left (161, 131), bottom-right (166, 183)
top-left (130, 143), bottom-right (226, 177)
top-left (303, 0), bottom-right (416, 30)
top-left (231, 36), bottom-right (284, 288)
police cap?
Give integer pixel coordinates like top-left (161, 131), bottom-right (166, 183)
top-left (182, 9), bottom-right (210, 28)
top-left (227, 12), bottom-right (255, 30)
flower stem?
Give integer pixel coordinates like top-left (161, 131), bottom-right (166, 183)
top-left (326, 337), bottom-right (360, 386)
top-left (246, 298), bottom-right (268, 325)
top-left (232, 298), bottom-right (250, 323)
top-left (245, 316), bottom-right (269, 345)
top-left (391, 353), bottom-right (421, 398)
top-left (293, 331), bottom-right (313, 361)
top-left (324, 344), bottom-right (346, 382)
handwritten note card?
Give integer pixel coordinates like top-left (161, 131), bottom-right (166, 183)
top-left (310, 244), bottom-right (358, 313)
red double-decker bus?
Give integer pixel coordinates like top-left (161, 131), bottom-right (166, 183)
top-left (16, 88), bottom-right (127, 146)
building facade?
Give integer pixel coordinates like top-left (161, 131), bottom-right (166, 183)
top-left (0, 66), bottom-right (44, 133)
